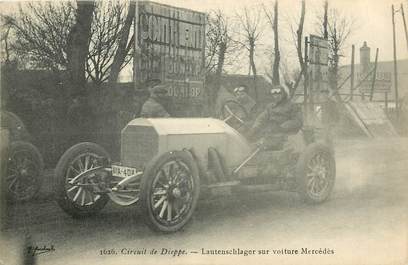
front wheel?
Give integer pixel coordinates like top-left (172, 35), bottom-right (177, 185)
top-left (139, 151), bottom-right (200, 233)
top-left (54, 142), bottom-right (110, 218)
top-left (296, 143), bottom-right (336, 204)
top-left (6, 141), bottom-right (44, 202)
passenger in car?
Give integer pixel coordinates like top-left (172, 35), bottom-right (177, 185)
top-left (140, 80), bottom-right (171, 118)
top-left (233, 85), bottom-right (256, 114)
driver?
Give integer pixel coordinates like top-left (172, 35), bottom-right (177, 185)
top-left (248, 84), bottom-right (303, 150)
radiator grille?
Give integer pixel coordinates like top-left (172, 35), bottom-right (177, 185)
top-left (121, 126), bottom-right (158, 169)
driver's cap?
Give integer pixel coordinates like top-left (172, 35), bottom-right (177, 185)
top-left (149, 83), bottom-right (169, 95)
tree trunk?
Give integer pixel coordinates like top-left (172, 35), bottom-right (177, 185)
top-left (213, 42), bottom-right (226, 109)
top-left (249, 39), bottom-right (258, 101)
top-left (323, 0), bottom-right (328, 40)
top-left (3, 25), bottom-right (11, 63)
top-left (296, 0), bottom-right (305, 70)
top-left (66, 1), bottom-right (95, 143)
top-left (108, 2), bottom-right (135, 84)
top-left (272, 1), bottom-right (280, 86)
top-left (289, 0), bottom-right (305, 96)
top-left (66, 1), bottom-right (95, 97)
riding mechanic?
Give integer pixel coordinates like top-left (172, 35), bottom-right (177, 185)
top-left (233, 85), bottom-right (256, 114)
top-left (140, 81), bottom-right (171, 118)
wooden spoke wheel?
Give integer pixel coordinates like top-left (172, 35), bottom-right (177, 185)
top-left (6, 141), bottom-right (44, 202)
top-left (296, 143), bottom-right (336, 204)
top-left (54, 142), bottom-right (110, 218)
top-left (139, 151), bottom-right (200, 233)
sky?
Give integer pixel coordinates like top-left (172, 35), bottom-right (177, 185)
top-left (1, 0), bottom-right (408, 77)
top-left (155, 0), bottom-right (408, 60)
top-left (153, 0), bottom-right (408, 73)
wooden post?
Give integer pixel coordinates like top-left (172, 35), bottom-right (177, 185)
top-left (401, 4), bottom-right (408, 51)
top-left (304, 37), bottom-right (309, 122)
top-left (308, 40), bottom-right (314, 114)
top-left (392, 5), bottom-right (400, 118)
top-left (133, 1), bottom-right (140, 89)
top-left (350, 45), bottom-right (355, 101)
top-left (370, 48), bottom-right (379, 101)
top-left (309, 73), bottom-right (314, 113)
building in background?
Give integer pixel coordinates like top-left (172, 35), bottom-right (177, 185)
top-left (338, 42), bottom-right (408, 104)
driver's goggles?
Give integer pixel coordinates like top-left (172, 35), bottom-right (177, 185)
top-left (270, 88), bottom-right (282, 94)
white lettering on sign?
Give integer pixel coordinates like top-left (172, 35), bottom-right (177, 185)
top-left (139, 12), bottom-right (203, 49)
top-left (167, 86), bottom-right (201, 98)
top-left (136, 2), bottom-right (206, 100)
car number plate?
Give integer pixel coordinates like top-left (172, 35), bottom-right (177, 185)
top-left (111, 165), bottom-right (138, 178)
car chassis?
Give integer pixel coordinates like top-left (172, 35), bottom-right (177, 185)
top-left (54, 111), bottom-right (335, 233)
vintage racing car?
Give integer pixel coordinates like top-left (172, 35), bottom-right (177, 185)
top-left (54, 113), bottom-right (335, 233)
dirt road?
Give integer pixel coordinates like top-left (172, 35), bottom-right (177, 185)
top-left (1, 138), bottom-right (407, 265)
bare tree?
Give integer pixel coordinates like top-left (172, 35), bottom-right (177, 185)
top-left (5, 1), bottom-right (134, 86)
top-left (296, 0), bottom-right (306, 72)
top-left (67, 0), bottom-right (95, 97)
top-left (323, 0), bottom-right (328, 40)
top-left (317, 7), bottom-right (355, 92)
top-left (87, 1), bottom-right (134, 85)
top-left (264, 1), bottom-right (281, 86)
top-left (285, 0), bottom-right (306, 96)
top-left (206, 10), bottom-right (230, 74)
top-left (235, 6), bottom-right (264, 101)
top-left (108, 2), bottom-right (135, 85)
top-left (5, 2), bottom-right (76, 70)
top-left (1, 15), bottom-right (15, 63)
top-left (205, 10), bottom-right (239, 107)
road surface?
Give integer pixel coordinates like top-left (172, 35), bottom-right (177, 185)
top-left (1, 138), bottom-right (407, 265)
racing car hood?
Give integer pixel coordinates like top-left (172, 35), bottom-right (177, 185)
top-left (120, 118), bottom-right (252, 171)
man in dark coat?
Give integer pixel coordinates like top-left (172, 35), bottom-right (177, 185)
top-left (140, 82), bottom-right (170, 118)
top-left (248, 85), bottom-right (303, 148)
top-left (234, 85), bottom-right (256, 114)
top-left (248, 84), bottom-right (303, 177)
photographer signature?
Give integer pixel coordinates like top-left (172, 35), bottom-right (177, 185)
top-left (27, 245), bottom-right (55, 256)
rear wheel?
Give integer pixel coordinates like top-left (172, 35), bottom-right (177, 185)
top-left (6, 141), bottom-right (44, 202)
top-left (139, 151), bottom-right (200, 232)
top-left (54, 142), bottom-right (110, 218)
top-left (296, 143), bottom-right (336, 204)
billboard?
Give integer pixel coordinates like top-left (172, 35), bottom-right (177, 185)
top-left (307, 35), bottom-right (329, 104)
top-left (308, 35), bottom-right (329, 93)
top-left (134, 1), bottom-right (207, 116)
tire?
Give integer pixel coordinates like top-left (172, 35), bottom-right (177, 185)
top-left (296, 142), bottom-right (336, 204)
top-left (54, 142), bottom-right (110, 218)
top-left (6, 141), bottom-right (44, 202)
top-left (139, 151), bottom-right (200, 233)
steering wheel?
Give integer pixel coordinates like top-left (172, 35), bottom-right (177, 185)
top-left (220, 100), bottom-right (248, 129)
